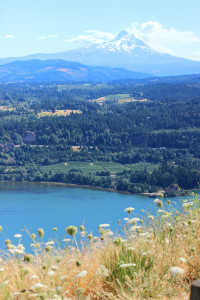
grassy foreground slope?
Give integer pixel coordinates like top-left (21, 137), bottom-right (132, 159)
top-left (0, 194), bottom-right (199, 299)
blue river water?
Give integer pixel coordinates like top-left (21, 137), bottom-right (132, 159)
top-left (0, 182), bottom-right (194, 250)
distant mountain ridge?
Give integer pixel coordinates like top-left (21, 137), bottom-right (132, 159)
top-left (0, 59), bottom-right (152, 82)
top-left (1, 30), bottom-right (200, 76)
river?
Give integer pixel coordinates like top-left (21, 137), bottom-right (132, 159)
top-left (0, 182), bottom-right (191, 250)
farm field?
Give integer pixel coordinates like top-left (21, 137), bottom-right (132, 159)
top-left (90, 94), bottom-right (148, 105)
top-left (125, 162), bottom-right (159, 172)
top-left (40, 161), bottom-right (159, 175)
top-left (0, 105), bottom-right (15, 111)
top-left (37, 109), bottom-right (82, 117)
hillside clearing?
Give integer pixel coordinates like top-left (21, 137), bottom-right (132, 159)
top-left (37, 109), bottom-right (82, 117)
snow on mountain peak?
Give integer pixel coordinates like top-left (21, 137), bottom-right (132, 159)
top-left (96, 30), bottom-right (151, 53)
top-left (113, 30), bottom-right (129, 41)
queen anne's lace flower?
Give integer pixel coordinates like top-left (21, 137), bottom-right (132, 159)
top-left (120, 263), bottom-right (136, 268)
top-left (169, 266), bottom-right (184, 276)
top-left (124, 207), bottom-right (135, 213)
top-left (98, 224), bottom-right (110, 228)
top-left (76, 270), bottom-right (88, 278)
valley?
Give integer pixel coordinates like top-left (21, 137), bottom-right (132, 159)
top-left (0, 78), bottom-right (200, 195)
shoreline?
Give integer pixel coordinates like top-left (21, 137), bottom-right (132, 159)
top-left (0, 180), bottom-right (195, 198)
top-left (0, 180), bottom-right (152, 197)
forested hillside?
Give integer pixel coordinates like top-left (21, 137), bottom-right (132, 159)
top-left (0, 79), bottom-right (200, 194)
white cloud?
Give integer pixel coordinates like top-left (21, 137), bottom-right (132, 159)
top-left (35, 22), bottom-right (200, 60)
top-left (5, 35), bottom-right (14, 39)
top-left (60, 22), bottom-right (200, 60)
top-left (62, 30), bottom-right (115, 45)
top-left (47, 34), bottom-right (58, 38)
top-left (127, 21), bottom-right (200, 54)
top-left (38, 35), bottom-right (58, 40)
top-left (38, 36), bottom-right (46, 40)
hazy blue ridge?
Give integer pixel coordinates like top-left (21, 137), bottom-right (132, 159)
top-left (0, 59), bottom-right (153, 82)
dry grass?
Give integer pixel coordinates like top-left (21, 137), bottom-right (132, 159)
top-left (37, 109), bottom-right (82, 118)
top-left (0, 194), bottom-right (199, 299)
top-left (89, 94), bottom-right (148, 105)
top-left (0, 106), bottom-right (15, 111)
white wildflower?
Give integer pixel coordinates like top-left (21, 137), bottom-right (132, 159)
top-left (63, 239), bottom-right (71, 242)
top-left (165, 238), bottom-right (170, 244)
top-left (3, 280), bottom-right (9, 285)
top-left (148, 215), bottom-right (154, 220)
top-left (50, 296), bottom-right (62, 300)
top-left (45, 241), bottom-right (55, 245)
top-left (0, 268), bottom-right (4, 272)
top-left (127, 218), bottom-right (140, 224)
top-left (60, 275), bottom-right (67, 281)
top-left (120, 263), bottom-right (136, 268)
top-left (165, 222), bottom-right (172, 228)
top-left (129, 226), bottom-right (141, 231)
top-left (47, 270), bottom-right (56, 277)
top-left (76, 270), bottom-right (88, 278)
top-left (139, 233), bottom-right (148, 237)
top-left (126, 246), bottom-right (135, 251)
top-left (17, 244), bottom-right (25, 251)
top-left (55, 286), bottom-right (63, 293)
top-left (123, 218), bottom-right (129, 221)
top-left (169, 266), bottom-right (185, 276)
top-left (98, 224), bottom-right (110, 228)
top-left (51, 265), bottom-right (58, 271)
top-left (31, 283), bottom-right (47, 290)
top-left (162, 215), bottom-right (170, 219)
top-left (178, 257), bottom-right (186, 263)
top-left (31, 275), bottom-right (38, 280)
top-left (128, 234), bottom-right (137, 240)
top-left (105, 231), bottom-right (114, 236)
top-left (96, 265), bottom-right (109, 277)
top-left (124, 207), bottom-right (135, 213)
top-left (13, 248), bottom-right (24, 254)
top-left (14, 234), bottom-right (22, 238)
top-left (153, 199), bottom-right (160, 203)
top-left (183, 202), bottom-right (193, 208)
top-left (165, 212), bottom-right (172, 215)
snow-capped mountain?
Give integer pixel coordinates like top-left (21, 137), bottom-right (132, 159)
top-left (96, 30), bottom-right (150, 53)
top-left (1, 30), bottom-right (200, 76)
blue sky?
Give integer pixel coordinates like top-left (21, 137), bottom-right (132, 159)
top-left (1, 0), bottom-right (200, 60)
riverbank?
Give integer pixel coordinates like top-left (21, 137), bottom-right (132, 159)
top-left (0, 180), bottom-right (189, 198)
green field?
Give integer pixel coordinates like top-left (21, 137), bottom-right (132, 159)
top-left (125, 162), bottom-right (159, 172)
top-left (40, 161), bottom-right (159, 175)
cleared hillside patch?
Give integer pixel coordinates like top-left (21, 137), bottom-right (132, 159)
top-left (90, 94), bottom-right (148, 105)
top-left (37, 109), bottom-right (82, 117)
